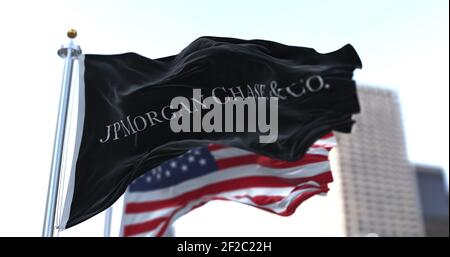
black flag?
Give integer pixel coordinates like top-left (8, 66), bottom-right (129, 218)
top-left (60, 36), bottom-right (362, 229)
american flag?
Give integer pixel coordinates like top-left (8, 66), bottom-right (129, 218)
top-left (120, 134), bottom-right (336, 237)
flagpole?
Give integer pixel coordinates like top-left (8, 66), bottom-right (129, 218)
top-left (103, 207), bottom-right (113, 237)
top-left (42, 29), bottom-right (82, 237)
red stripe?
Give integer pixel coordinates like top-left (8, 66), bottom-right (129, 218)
top-left (210, 144), bottom-right (332, 155)
top-left (125, 172), bottom-right (332, 214)
top-left (309, 145), bottom-right (333, 151)
top-left (216, 154), bottom-right (328, 170)
top-left (320, 132), bottom-right (334, 139)
top-left (233, 195), bottom-right (284, 205)
top-left (123, 216), bottom-right (168, 237)
top-left (208, 144), bottom-right (227, 152)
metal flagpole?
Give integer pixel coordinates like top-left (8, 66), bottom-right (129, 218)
top-left (42, 29), bottom-right (82, 237)
top-left (103, 207), bottom-right (113, 237)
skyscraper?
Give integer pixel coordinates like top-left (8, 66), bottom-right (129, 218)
top-left (330, 86), bottom-right (425, 236)
top-left (415, 164), bottom-right (449, 236)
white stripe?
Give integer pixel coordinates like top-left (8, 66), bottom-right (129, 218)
top-left (59, 55), bottom-right (86, 230)
top-left (211, 142), bottom-right (334, 160)
top-left (128, 222), bottom-right (167, 237)
top-left (122, 206), bottom-right (179, 226)
top-left (305, 147), bottom-right (330, 156)
top-left (312, 137), bottom-right (337, 148)
top-left (162, 225), bottom-right (175, 237)
top-left (211, 148), bottom-right (253, 159)
top-left (125, 161), bottom-right (330, 203)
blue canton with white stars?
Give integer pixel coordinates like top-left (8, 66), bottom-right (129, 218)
top-left (129, 147), bottom-right (219, 192)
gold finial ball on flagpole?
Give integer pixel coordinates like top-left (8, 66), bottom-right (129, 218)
top-left (67, 29), bottom-right (77, 39)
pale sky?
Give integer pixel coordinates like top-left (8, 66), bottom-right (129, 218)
top-left (0, 0), bottom-right (448, 236)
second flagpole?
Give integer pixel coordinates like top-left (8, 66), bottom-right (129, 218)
top-left (103, 207), bottom-right (113, 237)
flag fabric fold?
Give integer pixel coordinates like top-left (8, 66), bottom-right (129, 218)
top-left (60, 36), bottom-right (361, 229)
top-left (121, 134), bottom-right (337, 237)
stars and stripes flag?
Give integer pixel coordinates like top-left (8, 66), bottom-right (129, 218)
top-left (120, 134), bottom-right (337, 237)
